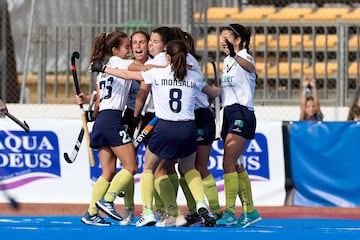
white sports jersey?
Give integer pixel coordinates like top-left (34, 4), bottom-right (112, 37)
top-left (186, 54), bottom-right (209, 109)
top-left (143, 52), bottom-right (168, 113)
top-left (97, 56), bottom-right (133, 112)
top-left (141, 64), bottom-right (205, 121)
top-left (126, 56), bottom-right (152, 110)
top-left (221, 49), bottom-right (256, 111)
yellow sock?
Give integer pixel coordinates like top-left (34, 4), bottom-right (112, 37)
top-left (123, 176), bottom-right (135, 211)
top-left (184, 169), bottom-right (205, 203)
top-left (203, 174), bottom-right (221, 215)
top-left (154, 175), bottom-right (178, 216)
top-left (88, 176), bottom-right (110, 216)
top-left (238, 171), bottom-right (255, 213)
top-left (224, 172), bottom-right (238, 215)
top-left (168, 172), bottom-right (181, 215)
top-left (153, 184), bottom-right (164, 212)
top-left (179, 176), bottom-right (196, 213)
top-left (140, 172), bottom-right (154, 214)
top-left (168, 172), bottom-right (179, 196)
top-left (104, 169), bottom-right (133, 202)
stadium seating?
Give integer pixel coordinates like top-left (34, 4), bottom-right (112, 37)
top-left (303, 62), bottom-right (338, 77)
top-left (267, 7), bottom-right (313, 21)
top-left (341, 7), bottom-right (360, 21)
top-left (202, 62), bottom-right (224, 78)
top-left (268, 34), bottom-right (309, 49)
top-left (302, 34), bottom-right (338, 50)
top-left (252, 34), bottom-right (275, 49)
top-left (193, 7), bottom-right (239, 22)
top-left (231, 7), bottom-right (276, 21)
top-left (348, 35), bottom-right (359, 50)
top-left (348, 62), bottom-right (359, 77)
top-left (267, 62), bottom-right (303, 78)
top-left (196, 34), bottom-right (222, 49)
top-left (303, 7), bottom-right (349, 21)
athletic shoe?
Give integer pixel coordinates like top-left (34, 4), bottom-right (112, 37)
top-left (236, 210), bottom-right (262, 228)
top-left (211, 211), bottom-right (223, 220)
top-left (96, 197), bottom-right (123, 221)
top-left (155, 209), bottom-right (166, 222)
top-left (155, 213), bottom-right (187, 227)
top-left (155, 214), bottom-right (176, 227)
top-left (119, 208), bottom-right (134, 226)
top-left (185, 212), bottom-right (202, 226)
top-left (81, 212), bottom-right (111, 226)
top-left (136, 211), bottom-right (157, 227)
top-left (197, 202), bottom-right (216, 227)
top-left (175, 214), bottom-right (187, 227)
top-left (216, 210), bottom-right (237, 226)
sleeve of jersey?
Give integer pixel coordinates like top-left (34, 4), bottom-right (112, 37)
top-left (141, 69), bottom-right (153, 84)
top-left (238, 50), bottom-right (255, 65)
top-left (196, 74), bottom-right (206, 91)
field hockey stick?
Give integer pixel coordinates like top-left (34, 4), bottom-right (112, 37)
top-left (0, 169), bottom-right (19, 210)
top-left (4, 112), bottom-right (30, 133)
top-left (208, 57), bottom-right (221, 140)
top-left (71, 51), bottom-right (95, 167)
top-left (0, 186), bottom-right (19, 210)
top-left (132, 92), bottom-right (152, 140)
top-left (64, 90), bottom-right (97, 164)
top-left (133, 116), bottom-right (158, 148)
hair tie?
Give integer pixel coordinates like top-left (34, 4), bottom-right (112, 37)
top-left (228, 25), bottom-right (241, 38)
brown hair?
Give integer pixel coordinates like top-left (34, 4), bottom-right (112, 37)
top-left (130, 30), bottom-right (150, 44)
top-left (90, 31), bottom-right (129, 62)
top-left (166, 40), bottom-right (188, 81)
top-left (152, 26), bottom-right (175, 46)
top-left (171, 27), bottom-right (202, 61)
top-left (348, 103), bottom-right (360, 120)
top-left (223, 23), bottom-right (252, 54)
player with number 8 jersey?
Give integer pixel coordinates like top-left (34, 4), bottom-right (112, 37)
top-left (91, 39), bottom-right (222, 227)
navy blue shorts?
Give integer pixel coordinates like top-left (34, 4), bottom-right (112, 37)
top-left (221, 104), bottom-right (256, 140)
top-left (148, 119), bottom-right (197, 159)
top-left (195, 108), bottom-right (215, 145)
top-left (90, 110), bottom-right (132, 149)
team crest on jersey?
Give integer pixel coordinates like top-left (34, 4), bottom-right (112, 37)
top-left (234, 119), bottom-right (244, 127)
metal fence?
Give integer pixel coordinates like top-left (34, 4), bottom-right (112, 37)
top-left (1, 0), bottom-right (359, 110)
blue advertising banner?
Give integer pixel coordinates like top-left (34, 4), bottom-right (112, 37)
top-left (0, 119), bottom-right (285, 205)
top-left (290, 121), bottom-right (360, 207)
top-left (0, 130), bottom-right (61, 190)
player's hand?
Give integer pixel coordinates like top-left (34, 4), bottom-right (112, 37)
top-left (133, 115), bottom-right (142, 127)
top-left (85, 110), bottom-right (96, 122)
top-left (225, 39), bottom-right (236, 58)
top-left (0, 99), bottom-right (8, 117)
top-left (75, 93), bottom-right (86, 105)
top-left (90, 61), bottom-right (106, 72)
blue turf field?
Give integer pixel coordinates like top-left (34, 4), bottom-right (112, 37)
top-left (1, 216), bottom-right (360, 240)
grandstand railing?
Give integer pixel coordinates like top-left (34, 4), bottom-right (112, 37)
top-left (197, 22), bottom-right (359, 106)
top-left (30, 21), bottom-right (359, 106)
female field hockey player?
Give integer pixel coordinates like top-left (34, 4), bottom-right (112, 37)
top-left (215, 24), bottom-right (262, 228)
top-left (171, 27), bottom-right (223, 225)
top-left (91, 39), bottom-right (221, 227)
top-left (81, 31), bottom-right (138, 226)
top-left (120, 30), bottom-right (152, 226)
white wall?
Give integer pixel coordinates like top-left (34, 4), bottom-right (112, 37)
top-left (7, 104), bottom-right (350, 121)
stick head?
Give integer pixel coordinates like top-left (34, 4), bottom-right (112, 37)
top-left (71, 51), bottom-right (80, 65)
